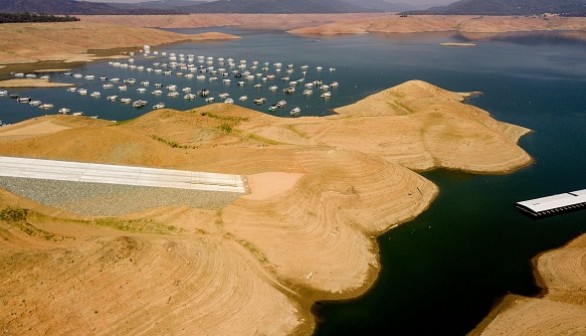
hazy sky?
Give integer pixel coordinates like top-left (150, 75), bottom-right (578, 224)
top-left (84, 0), bottom-right (455, 5)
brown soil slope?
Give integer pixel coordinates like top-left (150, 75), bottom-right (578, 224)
top-left (79, 13), bottom-right (384, 30)
top-left (0, 22), bottom-right (238, 65)
top-left (288, 15), bottom-right (586, 36)
top-left (471, 233), bottom-right (586, 335)
top-left (0, 80), bottom-right (531, 335)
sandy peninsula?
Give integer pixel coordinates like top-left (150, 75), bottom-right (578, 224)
top-left (0, 21), bottom-right (238, 66)
top-left (0, 78), bottom-right (74, 88)
top-left (0, 79), bottom-right (531, 335)
top-left (471, 233), bottom-right (586, 335)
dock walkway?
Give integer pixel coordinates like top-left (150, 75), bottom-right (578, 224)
top-left (516, 189), bottom-right (586, 217)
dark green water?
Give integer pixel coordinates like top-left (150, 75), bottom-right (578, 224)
top-left (1, 29), bottom-right (585, 335)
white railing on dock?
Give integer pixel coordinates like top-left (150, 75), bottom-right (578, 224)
top-left (516, 189), bottom-right (586, 217)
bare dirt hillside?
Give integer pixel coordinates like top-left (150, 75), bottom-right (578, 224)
top-left (471, 233), bottom-right (586, 335)
top-left (287, 14), bottom-right (586, 37)
top-left (78, 13), bottom-right (384, 30)
top-left (0, 80), bottom-right (531, 335)
top-left (0, 22), bottom-right (238, 65)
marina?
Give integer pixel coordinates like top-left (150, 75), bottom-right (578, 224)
top-left (0, 43), bottom-right (340, 121)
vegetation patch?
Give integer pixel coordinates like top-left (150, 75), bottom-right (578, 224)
top-left (93, 218), bottom-right (181, 235)
top-left (217, 123), bottom-right (233, 134)
top-left (224, 232), bottom-right (269, 264)
top-left (248, 133), bottom-right (284, 145)
top-left (0, 13), bottom-right (80, 24)
top-left (0, 207), bottom-right (65, 241)
top-left (0, 207), bottom-right (28, 223)
top-left (214, 209), bottom-right (224, 227)
top-left (200, 112), bottom-right (249, 123)
top-left (151, 135), bottom-right (196, 149)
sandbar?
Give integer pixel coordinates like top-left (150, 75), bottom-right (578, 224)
top-left (440, 42), bottom-right (477, 47)
top-left (0, 78), bottom-right (74, 88)
top-left (34, 68), bottom-right (72, 73)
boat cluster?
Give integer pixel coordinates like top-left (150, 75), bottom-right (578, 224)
top-left (104, 46), bottom-right (341, 116)
top-left (1, 45), bottom-right (340, 119)
top-left (64, 75), bottom-right (154, 110)
top-left (0, 88), bottom-right (77, 115)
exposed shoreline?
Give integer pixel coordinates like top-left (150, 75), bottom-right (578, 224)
top-left (0, 16), bottom-right (571, 335)
top-left (0, 77), bottom-right (532, 335)
top-left (0, 78), bottom-right (74, 88)
top-left (286, 14), bottom-right (586, 38)
top-left (75, 14), bottom-right (586, 42)
top-left (440, 42), bottom-right (477, 47)
top-left (471, 232), bottom-right (586, 335)
top-left (0, 21), bottom-right (239, 70)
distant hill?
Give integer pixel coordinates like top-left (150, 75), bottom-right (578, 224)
top-left (0, 0), bottom-right (184, 15)
top-left (340, 0), bottom-right (436, 12)
top-left (106, 0), bottom-right (204, 11)
top-left (405, 0), bottom-right (586, 17)
top-left (0, 0), bottom-right (117, 14)
top-left (179, 0), bottom-right (375, 14)
top-left (0, 12), bottom-right (79, 23)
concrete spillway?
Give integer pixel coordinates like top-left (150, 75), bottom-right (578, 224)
top-left (0, 156), bottom-right (246, 194)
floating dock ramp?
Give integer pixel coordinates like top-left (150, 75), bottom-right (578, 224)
top-left (0, 156), bottom-right (246, 193)
top-left (516, 189), bottom-right (586, 218)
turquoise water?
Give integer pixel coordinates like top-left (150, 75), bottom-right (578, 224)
top-left (1, 29), bottom-right (586, 335)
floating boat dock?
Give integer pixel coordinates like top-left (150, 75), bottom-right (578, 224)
top-left (516, 189), bottom-right (586, 218)
top-left (0, 156), bottom-right (246, 193)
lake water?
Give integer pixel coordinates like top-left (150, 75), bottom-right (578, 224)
top-left (1, 28), bottom-right (586, 335)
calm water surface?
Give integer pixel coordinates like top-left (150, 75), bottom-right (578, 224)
top-left (1, 29), bottom-right (586, 335)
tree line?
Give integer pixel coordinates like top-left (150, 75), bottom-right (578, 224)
top-left (0, 12), bottom-right (80, 24)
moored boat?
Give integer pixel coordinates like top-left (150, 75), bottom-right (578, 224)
top-left (132, 100), bottom-right (148, 109)
top-left (152, 102), bottom-right (165, 110)
top-left (184, 93), bottom-right (196, 100)
top-left (253, 97), bottom-right (267, 105)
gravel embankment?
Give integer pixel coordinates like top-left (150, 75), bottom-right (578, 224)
top-left (0, 177), bottom-right (243, 216)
